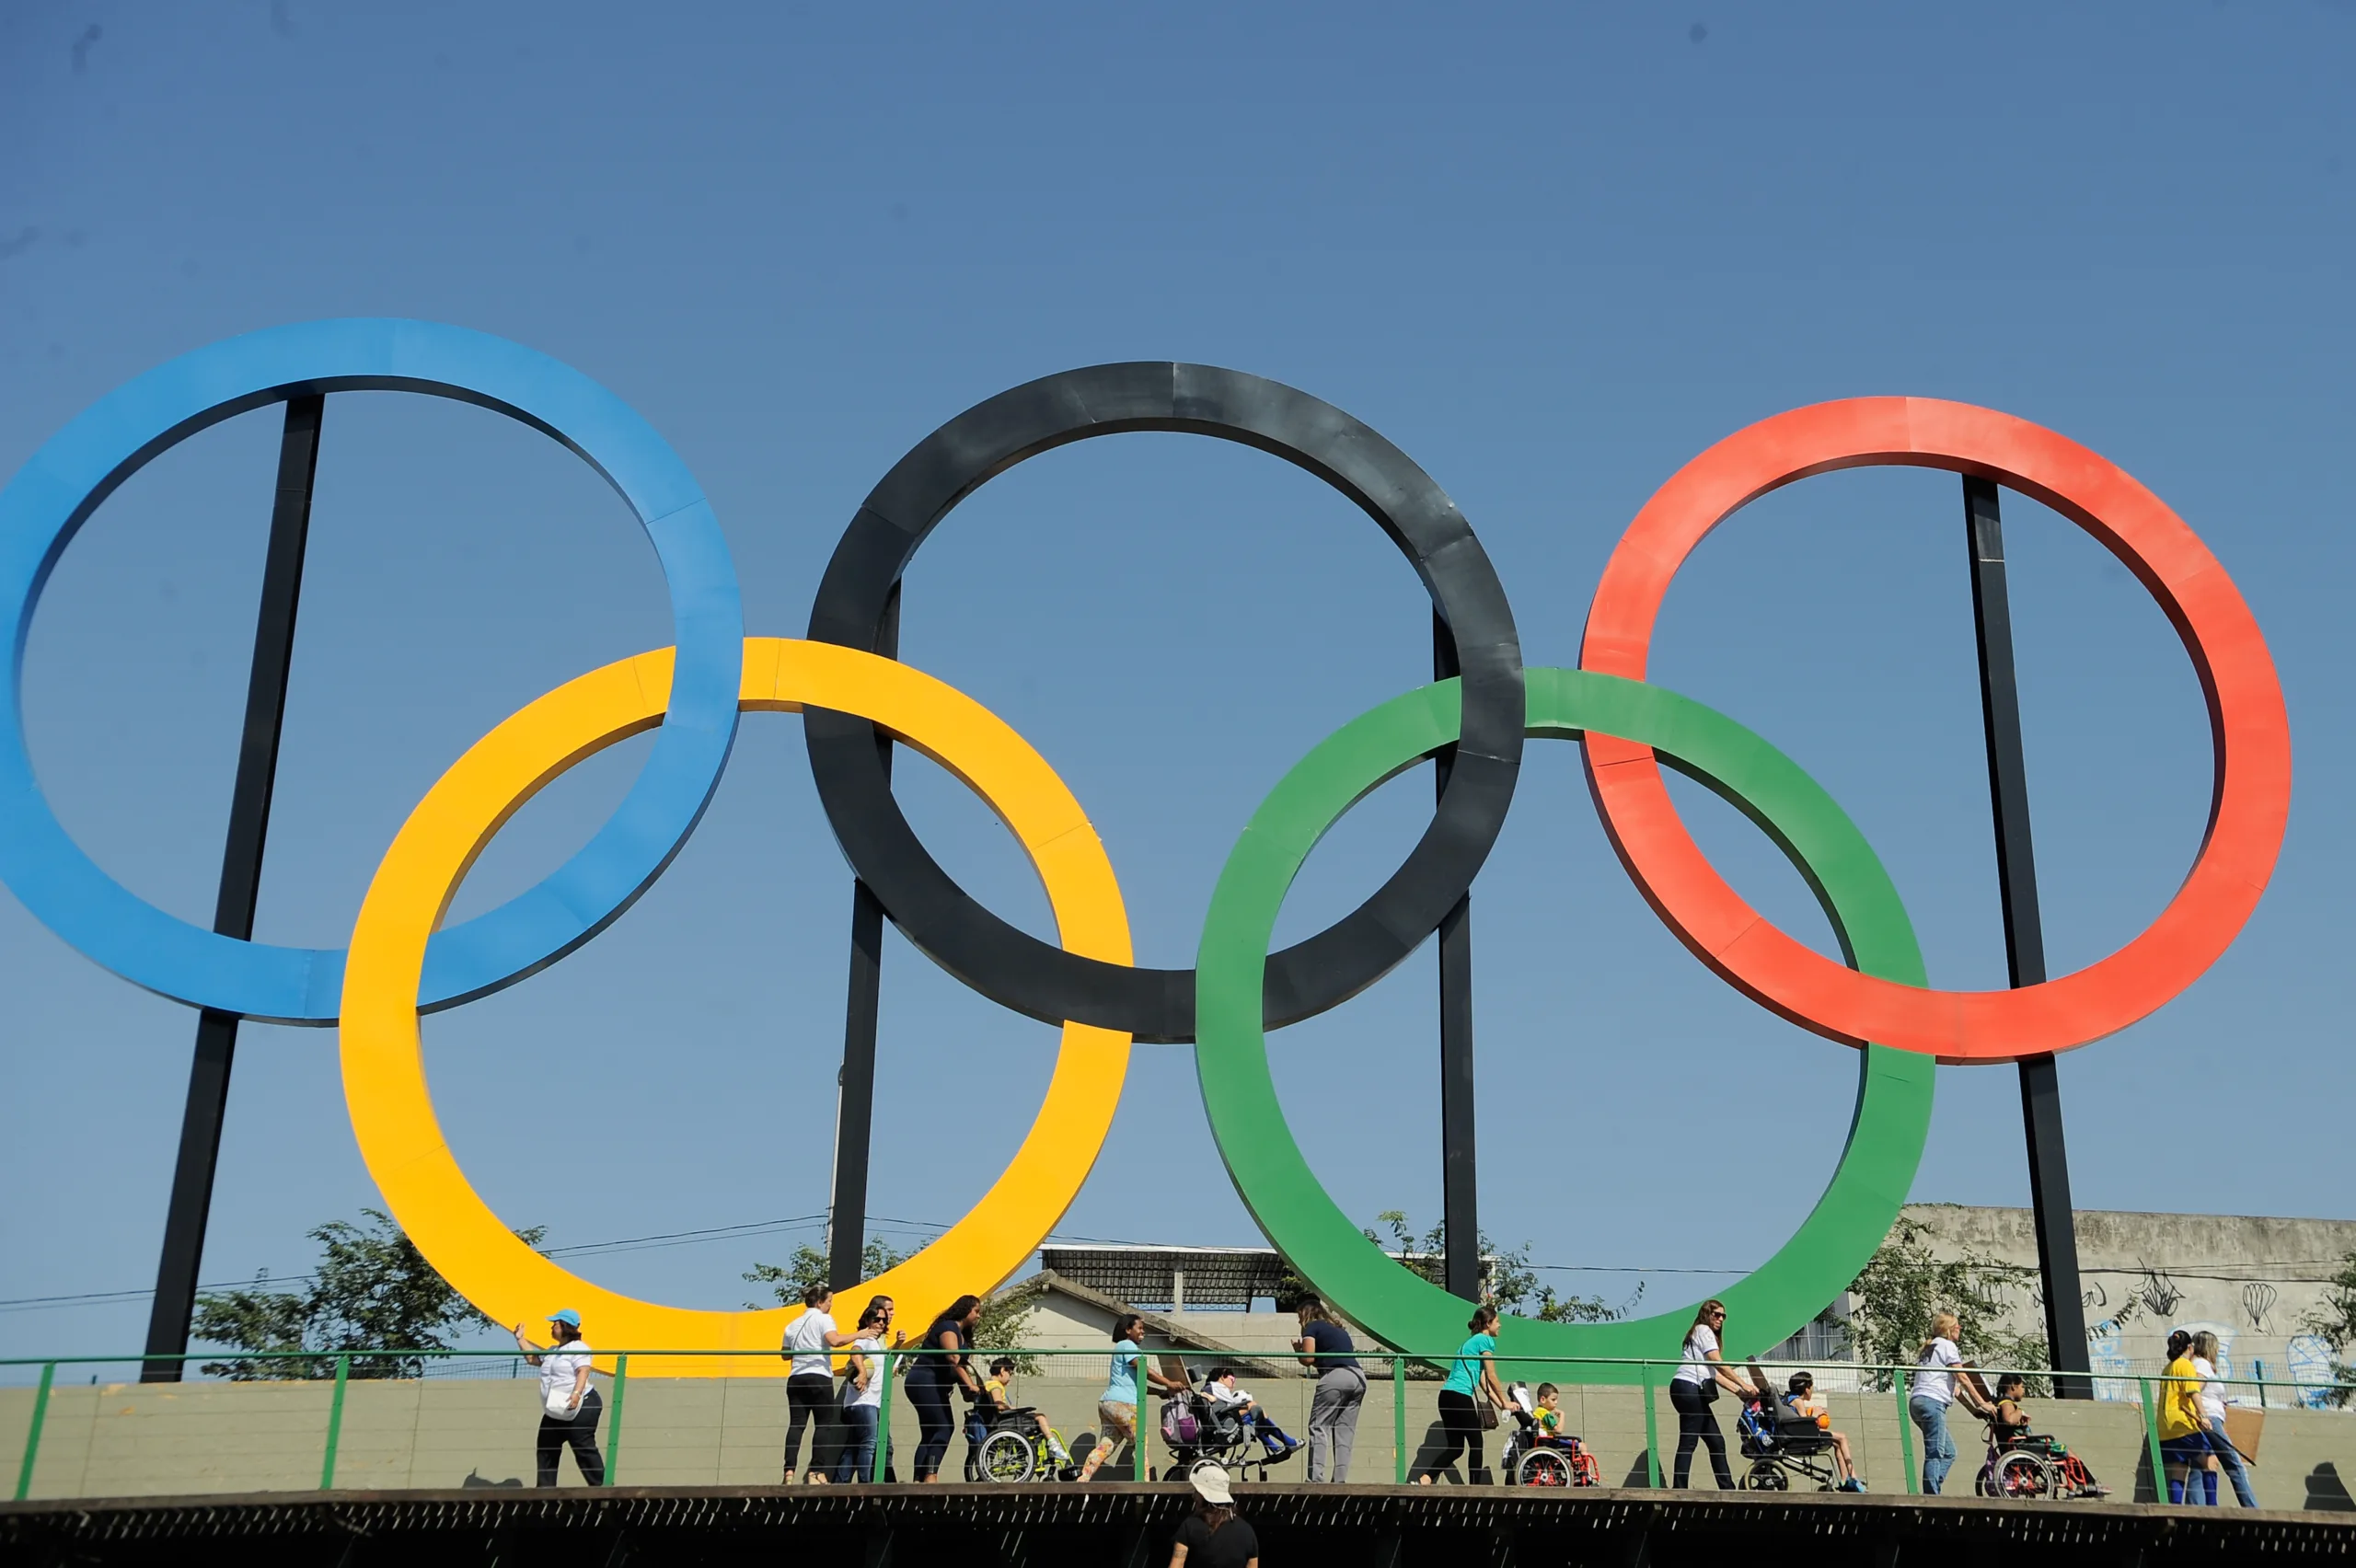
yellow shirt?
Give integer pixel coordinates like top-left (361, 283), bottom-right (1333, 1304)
top-left (984, 1375), bottom-right (1013, 1408)
top-left (2158, 1355), bottom-right (2204, 1440)
top-left (1533, 1405), bottom-right (1562, 1436)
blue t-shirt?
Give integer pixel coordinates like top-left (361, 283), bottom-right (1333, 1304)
top-left (1101, 1339), bottom-right (1145, 1404)
top-left (1302, 1320), bottom-right (1358, 1370)
top-left (1442, 1332), bottom-right (1495, 1396)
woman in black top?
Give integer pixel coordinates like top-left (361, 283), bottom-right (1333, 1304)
top-left (1170, 1461), bottom-right (1258, 1567)
top-left (906, 1295), bottom-right (983, 1482)
top-left (1292, 1295), bottom-right (1366, 1482)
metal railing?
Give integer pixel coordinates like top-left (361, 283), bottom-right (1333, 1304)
top-left (5, 1345), bottom-right (2349, 1505)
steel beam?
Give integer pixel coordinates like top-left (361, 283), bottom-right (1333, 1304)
top-left (1433, 614), bottom-right (1481, 1301)
top-left (1961, 475), bottom-right (2093, 1397)
top-left (142, 395), bottom-right (324, 1380)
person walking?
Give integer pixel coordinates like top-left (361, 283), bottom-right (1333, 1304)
top-left (1414, 1305), bottom-right (1509, 1483)
top-left (2158, 1328), bottom-right (2218, 1505)
top-left (1907, 1310), bottom-right (1988, 1495)
top-left (780, 1281), bottom-right (859, 1483)
top-left (1668, 1298), bottom-right (1754, 1490)
top-left (514, 1309), bottom-right (605, 1487)
top-left (2189, 1330), bottom-right (2258, 1507)
top-left (1080, 1311), bottom-right (1187, 1481)
top-left (907, 1295), bottom-right (985, 1482)
top-left (1293, 1296), bottom-right (1367, 1483)
top-left (1168, 1460), bottom-right (1260, 1567)
top-left (833, 1296), bottom-right (898, 1482)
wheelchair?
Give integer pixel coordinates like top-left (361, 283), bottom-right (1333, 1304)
top-left (1732, 1366), bottom-right (1843, 1493)
top-left (1973, 1427), bottom-right (2108, 1501)
top-left (1499, 1385), bottom-right (1601, 1488)
top-left (973, 1405), bottom-right (1079, 1483)
top-left (1159, 1372), bottom-right (1285, 1482)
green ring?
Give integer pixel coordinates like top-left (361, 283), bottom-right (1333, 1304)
top-left (1193, 668), bottom-right (1934, 1379)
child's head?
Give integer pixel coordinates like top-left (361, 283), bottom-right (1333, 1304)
top-left (989, 1357), bottom-right (1016, 1379)
top-left (1787, 1372), bottom-right (1814, 1398)
top-left (1996, 1374), bottom-right (2027, 1401)
top-left (1535, 1382), bottom-right (1560, 1408)
top-left (1211, 1366), bottom-right (1235, 1386)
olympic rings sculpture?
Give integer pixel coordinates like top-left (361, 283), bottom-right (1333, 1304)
top-left (0, 320), bottom-right (2291, 1379)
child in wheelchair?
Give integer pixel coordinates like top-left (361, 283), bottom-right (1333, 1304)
top-left (1501, 1383), bottom-right (1602, 1487)
top-left (1733, 1364), bottom-right (1861, 1492)
top-left (1204, 1367), bottom-right (1303, 1461)
top-left (971, 1358), bottom-right (1080, 1482)
top-left (1784, 1372), bottom-right (1865, 1491)
top-left (1975, 1373), bottom-right (2108, 1500)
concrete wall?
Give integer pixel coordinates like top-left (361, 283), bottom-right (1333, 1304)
top-left (1898, 1204), bottom-right (2356, 1394)
top-left (6, 1370), bottom-right (2351, 1508)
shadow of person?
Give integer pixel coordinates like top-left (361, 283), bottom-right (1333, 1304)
top-left (2305, 1461), bottom-right (2354, 1511)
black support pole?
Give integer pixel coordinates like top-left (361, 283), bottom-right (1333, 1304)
top-left (1434, 614), bottom-right (1481, 1301)
top-left (826, 583), bottom-right (899, 1291)
top-left (1961, 476), bottom-right (2093, 1399)
top-left (141, 395), bottom-right (324, 1382)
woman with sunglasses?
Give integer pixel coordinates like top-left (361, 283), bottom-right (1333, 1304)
top-left (1669, 1298), bottom-right (1755, 1489)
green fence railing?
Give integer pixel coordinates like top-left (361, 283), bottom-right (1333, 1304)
top-left (5, 1345), bottom-right (2348, 1505)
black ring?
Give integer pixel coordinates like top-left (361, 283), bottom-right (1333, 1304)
top-left (804, 362), bottom-right (1523, 1043)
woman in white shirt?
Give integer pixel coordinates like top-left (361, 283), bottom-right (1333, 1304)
top-left (514, 1309), bottom-right (604, 1486)
top-left (780, 1281), bottom-right (860, 1483)
top-left (2191, 1330), bottom-right (2257, 1507)
top-left (832, 1296), bottom-right (898, 1482)
top-left (1669, 1299), bottom-right (1756, 1489)
top-left (1906, 1311), bottom-right (1990, 1494)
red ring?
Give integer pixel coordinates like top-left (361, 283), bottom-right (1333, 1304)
top-left (1579, 398), bottom-right (2291, 1064)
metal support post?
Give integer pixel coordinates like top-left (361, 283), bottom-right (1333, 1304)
top-left (606, 1354), bottom-right (629, 1483)
top-left (1641, 1362), bottom-right (1661, 1488)
top-left (827, 584), bottom-right (899, 1291)
top-left (1392, 1355), bottom-right (1407, 1485)
top-left (142, 395), bottom-right (324, 1381)
top-left (1895, 1378), bottom-right (1918, 1493)
top-left (319, 1353), bottom-right (349, 1489)
top-left (15, 1362), bottom-right (54, 1500)
top-left (1961, 476), bottom-right (2094, 1398)
top-left (1432, 614), bottom-right (1480, 1301)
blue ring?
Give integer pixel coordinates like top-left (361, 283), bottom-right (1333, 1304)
top-left (0, 318), bottom-right (744, 1022)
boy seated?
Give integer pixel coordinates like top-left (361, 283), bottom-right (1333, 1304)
top-left (980, 1357), bottom-right (1019, 1414)
top-left (1986, 1372), bottom-right (2108, 1496)
top-left (1530, 1383), bottom-right (1569, 1442)
top-left (1785, 1372), bottom-right (1865, 1492)
top-left (1205, 1366), bottom-right (1302, 1458)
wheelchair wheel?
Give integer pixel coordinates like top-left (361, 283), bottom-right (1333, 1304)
top-left (1992, 1450), bottom-right (2054, 1500)
top-left (1740, 1459), bottom-right (1789, 1491)
top-left (1518, 1448), bottom-right (1576, 1488)
top-left (978, 1429), bottom-right (1036, 1483)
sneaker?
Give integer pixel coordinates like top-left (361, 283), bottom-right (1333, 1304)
top-left (1838, 1479), bottom-right (1866, 1493)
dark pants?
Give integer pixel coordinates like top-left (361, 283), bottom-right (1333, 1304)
top-left (908, 1374), bottom-right (958, 1478)
top-left (964, 1411), bottom-right (991, 1480)
top-left (834, 1403), bottom-right (879, 1482)
top-left (783, 1372), bottom-right (836, 1476)
top-left (536, 1386), bottom-right (606, 1486)
top-left (1670, 1380), bottom-right (1732, 1489)
top-left (1416, 1389), bottom-right (1485, 1482)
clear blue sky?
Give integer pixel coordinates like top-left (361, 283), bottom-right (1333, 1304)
top-left (2, 2), bottom-right (2350, 1362)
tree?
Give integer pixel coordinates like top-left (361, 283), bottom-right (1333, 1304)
top-left (1279, 1211), bottom-right (1642, 1325)
top-left (1842, 1217), bottom-right (2049, 1391)
top-left (2301, 1249), bottom-right (2356, 1403)
top-left (192, 1209), bottom-right (541, 1380)
top-left (744, 1236), bottom-right (1045, 1372)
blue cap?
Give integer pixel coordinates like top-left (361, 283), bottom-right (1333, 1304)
top-left (549, 1309), bottom-right (582, 1328)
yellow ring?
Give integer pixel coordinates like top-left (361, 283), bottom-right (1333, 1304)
top-left (339, 638), bottom-right (1133, 1377)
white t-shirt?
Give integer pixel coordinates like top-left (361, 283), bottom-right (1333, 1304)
top-left (2193, 1356), bottom-right (2226, 1424)
top-left (846, 1336), bottom-right (886, 1409)
top-left (783, 1309), bottom-right (837, 1378)
top-left (1672, 1324), bottom-right (1719, 1389)
top-left (1207, 1381), bottom-right (1253, 1411)
top-left (1911, 1337), bottom-right (1962, 1404)
top-left (540, 1341), bottom-right (592, 1418)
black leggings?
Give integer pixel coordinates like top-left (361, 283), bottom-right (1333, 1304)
top-left (907, 1373), bottom-right (958, 1478)
top-left (1670, 1379), bottom-right (1734, 1489)
top-left (783, 1372), bottom-right (837, 1475)
top-left (537, 1386), bottom-right (606, 1486)
top-left (1416, 1389), bottom-right (1485, 1482)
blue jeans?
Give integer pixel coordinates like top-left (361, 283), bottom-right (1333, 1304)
top-left (833, 1403), bottom-right (878, 1482)
top-left (2207, 1423), bottom-right (2258, 1507)
top-left (1910, 1395), bottom-right (1956, 1494)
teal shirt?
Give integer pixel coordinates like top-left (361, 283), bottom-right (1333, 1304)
top-left (1101, 1339), bottom-right (1145, 1404)
top-left (1442, 1332), bottom-right (1496, 1396)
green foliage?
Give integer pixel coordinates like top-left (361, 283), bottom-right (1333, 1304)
top-left (2301, 1250), bottom-right (2356, 1401)
top-left (1843, 1217), bottom-right (2049, 1391)
top-left (192, 1209), bottom-right (542, 1380)
top-left (1276, 1211), bottom-right (1641, 1325)
top-left (745, 1235), bottom-right (1045, 1373)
